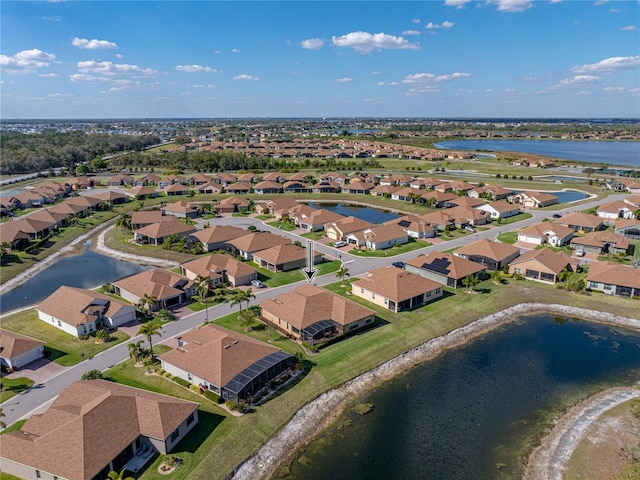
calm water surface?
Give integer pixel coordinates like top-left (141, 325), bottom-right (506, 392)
top-left (283, 314), bottom-right (640, 480)
top-left (434, 139), bottom-right (640, 166)
top-left (0, 241), bottom-right (150, 313)
top-left (308, 203), bottom-right (399, 224)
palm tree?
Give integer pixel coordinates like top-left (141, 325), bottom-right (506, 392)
top-left (127, 340), bottom-right (144, 364)
top-left (108, 470), bottom-right (134, 480)
top-left (242, 288), bottom-right (256, 311)
top-left (115, 213), bottom-right (131, 233)
top-left (462, 274), bottom-right (480, 293)
top-left (138, 322), bottom-right (162, 357)
top-left (137, 293), bottom-right (157, 317)
top-left (336, 265), bottom-right (350, 287)
top-left (558, 268), bottom-right (572, 290)
top-left (229, 289), bottom-right (245, 315)
top-left (194, 275), bottom-right (211, 304)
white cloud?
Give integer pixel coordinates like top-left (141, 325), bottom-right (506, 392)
top-left (402, 71), bottom-right (470, 94)
top-left (175, 64), bottom-right (219, 73)
top-left (77, 60), bottom-right (158, 77)
top-left (42, 15), bottom-right (61, 21)
top-left (116, 53), bottom-right (123, 59)
top-left (412, 18), bottom-right (421, 24)
top-left (38, 72), bottom-right (59, 78)
top-left (192, 84), bottom-right (216, 88)
top-left (301, 38), bottom-right (325, 50)
top-left (335, 77), bottom-right (354, 83)
top-left (620, 25), bottom-right (637, 31)
top-left (378, 81), bottom-right (400, 86)
top-left (0, 49), bottom-right (56, 74)
top-left (70, 74), bottom-right (111, 83)
top-left (234, 74), bottom-right (259, 80)
top-left (603, 86), bottom-right (626, 92)
top-left (331, 31), bottom-right (420, 54)
top-left (425, 21), bottom-right (454, 29)
top-left (609, 8), bottom-right (621, 13)
top-left (48, 93), bottom-right (75, 98)
top-left (231, 48), bottom-right (240, 53)
top-left (444, 0), bottom-right (471, 8)
top-left (542, 75), bottom-right (600, 92)
top-left (102, 81), bottom-right (160, 93)
top-left (486, 0), bottom-right (534, 12)
top-left (72, 37), bottom-right (117, 50)
top-left (402, 30), bottom-right (421, 36)
top-left (571, 55), bottom-right (640, 73)
top-left (371, 71), bottom-right (383, 75)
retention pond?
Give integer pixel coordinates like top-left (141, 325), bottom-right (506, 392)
top-left (280, 313), bottom-right (640, 480)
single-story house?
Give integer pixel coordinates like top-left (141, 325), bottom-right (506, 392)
top-left (454, 238), bottom-right (521, 271)
top-left (596, 200), bottom-right (636, 224)
top-left (291, 207), bottom-right (345, 232)
top-left (390, 187), bottom-right (417, 203)
top-left (224, 231), bottom-right (291, 261)
top-left (191, 173), bottom-right (212, 185)
top-left (107, 173), bottom-right (134, 186)
top-left (238, 172), bottom-right (260, 184)
top-left (587, 261), bottom-right (640, 298)
top-left (311, 180), bottom-right (340, 194)
top-left (253, 181), bottom-right (282, 194)
top-left (260, 284), bottom-right (376, 345)
top-left (196, 182), bottom-right (224, 195)
top-left (225, 182), bottom-right (251, 195)
top-left (346, 224), bottom-right (409, 250)
top-left (370, 184), bottom-right (402, 198)
top-left (254, 197), bottom-right (300, 218)
top-left (161, 200), bottom-right (200, 219)
top-left (570, 230), bottom-right (631, 255)
top-left (253, 243), bottom-right (323, 273)
top-left (555, 212), bottom-right (604, 233)
top-left (517, 222), bottom-right (574, 247)
top-left (468, 185), bottom-right (514, 200)
top-left (282, 181), bottom-right (309, 194)
top-left (352, 267), bottom-right (443, 312)
top-left (216, 173), bottom-right (238, 186)
top-left (341, 181), bottom-right (374, 195)
top-left (27, 209), bottom-right (70, 230)
top-left (190, 225), bottom-right (248, 251)
top-left (319, 172), bottom-right (347, 185)
top-left (325, 216), bottom-right (376, 241)
top-left (133, 219), bottom-right (196, 246)
top-left (405, 252), bottom-right (486, 288)
top-left (262, 172), bottom-right (286, 183)
top-left (126, 186), bottom-right (159, 200)
top-left (180, 253), bottom-right (257, 287)
top-left (444, 205), bottom-right (490, 226)
top-left (130, 210), bottom-right (175, 230)
top-left (0, 225), bottom-right (30, 251)
top-left (37, 286), bottom-right (137, 337)
top-left (113, 269), bottom-right (196, 312)
top-left (476, 200), bottom-right (521, 220)
top-left (386, 215), bottom-right (436, 239)
top-left (511, 191), bottom-right (558, 208)
top-left (93, 190), bottom-right (129, 205)
top-left (380, 174), bottom-right (414, 186)
top-left (448, 197), bottom-right (487, 209)
top-left (0, 329), bottom-right (45, 370)
top-left (0, 380), bottom-right (199, 480)
top-left (2, 217), bottom-right (53, 240)
top-left (508, 248), bottom-right (578, 284)
top-left (434, 180), bottom-right (474, 194)
top-left (615, 218), bottom-right (640, 240)
top-left (164, 183), bottom-right (190, 196)
top-left (215, 196), bottom-right (250, 214)
top-left (10, 191), bottom-right (46, 209)
top-left (419, 191), bottom-right (458, 208)
top-left (160, 324), bottom-right (295, 403)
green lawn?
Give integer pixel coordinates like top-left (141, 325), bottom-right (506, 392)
top-left (0, 377), bottom-right (35, 403)
top-left (267, 220), bottom-right (296, 231)
top-left (0, 309), bottom-right (130, 366)
top-left (349, 239), bottom-right (431, 257)
top-left (496, 231), bottom-right (518, 244)
top-left (250, 259), bottom-right (341, 287)
top-left (300, 231), bottom-right (325, 241)
top-left (1, 419), bottom-right (27, 436)
top-left (490, 212), bottom-right (534, 225)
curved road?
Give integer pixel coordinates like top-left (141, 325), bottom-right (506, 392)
top-left (0, 192), bottom-right (626, 426)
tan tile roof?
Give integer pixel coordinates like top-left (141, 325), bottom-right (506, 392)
top-left (160, 324), bottom-right (282, 387)
top-left (253, 243), bottom-right (315, 265)
top-left (131, 210), bottom-right (173, 226)
top-left (37, 286), bottom-right (133, 327)
top-left (254, 180), bottom-right (282, 190)
top-left (218, 195), bottom-right (249, 207)
top-left (615, 217), bottom-right (640, 229)
top-left (344, 180), bottom-right (374, 191)
top-left (509, 248), bottom-right (575, 274)
top-left (482, 200), bottom-right (520, 213)
top-left (420, 191), bottom-right (457, 203)
top-left (596, 200), bottom-right (634, 214)
top-left (518, 222), bottom-right (574, 239)
top-left (226, 231), bottom-right (291, 254)
top-left (181, 253), bottom-right (256, 279)
top-left (525, 191), bottom-right (558, 203)
top-left (226, 182), bottom-right (251, 192)
top-left (164, 183), bottom-right (189, 193)
top-left (260, 284), bottom-right (375, 330)
top-left (93, 190), bottom-right (128, 202)
top-left (447, 197), bottom-right (486, 208)
top-left (0, 225), bottom-right (30, 243)
top-left (587, 261), bottom-right (640, 289)
top-left (556, 212), bottom-right (603, 229)
top-left (134, 219), bottom-right (196, 239)
top-left (48, 202), bottom-right (87, 215)
top-left (570, 230), bottom-right (630, 250)
top-left (191, 225), bottom-right (247, 245)
top-left (353, 267), bottom-right (441, 302)
top-left (454, 238), bottom-right (521, 262)
top-left (0, 328), bottom-right (44, 359)
top-left (624, 195), bottom-right (640, 208)
top-left (128, 186), bottom-right (157, 196)
top-left (27, 208), bottom-right (70, 224)
top-left (264, 197), bottom-right (300, 211)
top-left (162, 200), bottom-right (200, 215)
top-left (406, 252), bottom-right (485, 280)
top-left (371, 184), bottom-right (402, 195)
top-left (359, 224), bottom-right (408, 243)
top-left (196, 181), bottom-right (223, 192)
top-left (114, 269), bottom-right (192, 301)
top-left (386, 215), bottom-right (435, 236)
top-left (325, 216), bottom-right (375, 236)
top-left (0, 380), bottom-right (198, 480)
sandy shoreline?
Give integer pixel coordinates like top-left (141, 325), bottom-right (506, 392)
top-left (229, 303), bottom-right (640, 480)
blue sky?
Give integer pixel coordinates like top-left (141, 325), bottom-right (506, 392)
top-left (1, 1), bottom-right (639, 119)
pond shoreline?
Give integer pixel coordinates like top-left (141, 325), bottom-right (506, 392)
top-left (228, 303), bottom-right (640, 480)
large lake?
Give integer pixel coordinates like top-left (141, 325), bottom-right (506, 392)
top-left (282, 314), bottom-right (640, 480)
top-left (434, 139), bottom-right (640, 166)
top-left (0, 241), bottom-right (150, 314)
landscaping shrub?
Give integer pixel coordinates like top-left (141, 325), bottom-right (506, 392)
top-left (173, 376), bottom-right (190, 388)
top-left (204, 390), bottom-right (221, 403)
top-left (189, 384), bottom-right (200, 394)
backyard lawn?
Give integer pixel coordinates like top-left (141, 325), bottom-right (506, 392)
top-left (0, 309), bottom-right (130, 366)
top-left (250, 259), bottom-right (341, 287)
top-left (349, 238), bottom-right (431, 257)
top-left (0, 377), bottom-right (35, 403)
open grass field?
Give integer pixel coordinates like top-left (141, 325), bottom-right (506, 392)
top-left (349, 238), bottom-right (432, 257)
top-left (0, 309), bottom-right (130, 366)
top-left (96, 277), bottom-right (639, 480)
top-left (250, 259), bottom-right (341, 287)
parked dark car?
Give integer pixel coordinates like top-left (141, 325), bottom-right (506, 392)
top-left (392, 261), bottom-right (405, 269)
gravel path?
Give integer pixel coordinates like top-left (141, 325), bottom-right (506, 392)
top-left (229, 304), bottom-right (640, 480)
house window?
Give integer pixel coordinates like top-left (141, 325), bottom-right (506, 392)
top-left (170, 428), bottom-right (180, 442)
top-left (187, 373), bottom-right (192, 381)
top-left (436, 289), bottom-right (441, 295)
top-left (186, 412), bottom-right (195, 426)
top-left (384, 298), bottom-right (388, 305)
top-left (604, 284), bottom-right (612, 290)
top-left (589, 281), bottom-right (598, 289)
top-left (57, 320), bottom-right (62, 327)
top-left (347, 321), bottom-right (359, 331)
top-left (372, 293), bottom-right (376, 299)
top-left (514, 268), bottom-right (521, 275)
top-left (361, 288), bottom-right (364, 294)
top-left (426, 291), bottom-right (431, 298)
top-left (365, 318), bottom-right (373, 324)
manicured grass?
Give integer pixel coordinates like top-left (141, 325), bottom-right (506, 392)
top-left (496, 231), bottom-right (518, 244)
top-left (300, 230), bottom-right (325, 241)
top-left (104, 227), bottom-right (200, 263)
top-left (1, 419), bottom-right (27, 435)
top-left (349, 239), bottom-right (431, 257)
top-left (0, 377), bottom-right (35, 403)
top-left (0, 309), bottom-right (130, 366)
top-left (250, 260), bottom-right (341, 287)
top-left (255, 214), bottom-right (274, 221)
top-left (267, 220), bottom-right (296, 231)
top-left (491, 212), bottom-right (534, 225)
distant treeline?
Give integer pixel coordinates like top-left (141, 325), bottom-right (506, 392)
top-left (110, 149), bottom-right (381, 172)
top-left (0, 130), bottom-right (160, 174)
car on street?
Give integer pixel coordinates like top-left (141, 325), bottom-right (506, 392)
top-left (251, 279), bottom-right (266, 288)
top-left (464, 225), bottom-right (476, 233)
top-left (392, 261), bottom-right (405, 269)
top-left (552, 213), bottom-right (562, 219)
top-left (334, 241), bottom-right (347, 248)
